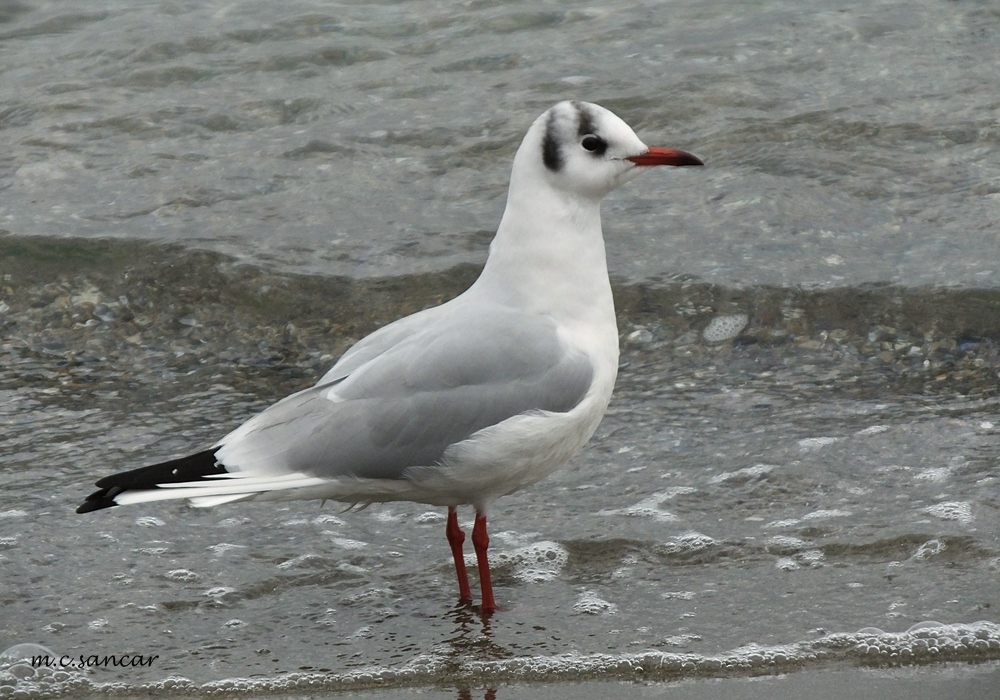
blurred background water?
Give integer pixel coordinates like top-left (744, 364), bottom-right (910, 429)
top-left (1, 0), bottom-right (999, 697)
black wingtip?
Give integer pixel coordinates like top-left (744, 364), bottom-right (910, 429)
top-left (76, 487), bottom-right (123, 514)
top-left (76, 448), bottom-right (224, 515)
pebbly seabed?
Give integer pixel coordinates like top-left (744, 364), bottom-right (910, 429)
top-left (1, 239), bottom-right (998, 697)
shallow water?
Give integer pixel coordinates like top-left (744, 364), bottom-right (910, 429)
top-left (1, 0), bottom-right (1000, 697)
top-left (2, 242), bottom-right (998, 697)
top-left (2, 0), bottom-right (999, 285)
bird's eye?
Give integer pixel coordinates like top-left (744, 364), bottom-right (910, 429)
top-left (581, 135), bottom-right (606, 154)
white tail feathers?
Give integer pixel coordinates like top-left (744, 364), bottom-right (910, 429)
top-left (111, 473), bottom-right (328, 508)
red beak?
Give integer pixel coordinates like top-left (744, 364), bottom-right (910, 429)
top-left (627, 147), bottom-right (703, 167)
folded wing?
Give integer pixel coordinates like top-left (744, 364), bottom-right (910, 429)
top-left (215, 305), bottom-right (594, 480)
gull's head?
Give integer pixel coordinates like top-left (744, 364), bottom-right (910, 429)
top-left (513, 100), bottom-right (703, 200)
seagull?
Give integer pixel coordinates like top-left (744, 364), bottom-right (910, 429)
top-left (77, 100), bottom-right (702, 614)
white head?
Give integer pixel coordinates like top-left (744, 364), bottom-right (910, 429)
top-left (511, 100), bottom-right (702, 200)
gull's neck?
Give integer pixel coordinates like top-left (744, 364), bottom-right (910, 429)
top-left (470, 175), bottom-right (614, 327)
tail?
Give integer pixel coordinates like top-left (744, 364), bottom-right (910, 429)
top-left (76, 448), bottom-right (330, 513)
top-left (76, 449), bottom-right (227, 513)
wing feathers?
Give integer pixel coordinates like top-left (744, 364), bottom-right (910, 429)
top-left (214, 308), bottom-right (594, 481)
top-left (78, 303), bottom-right (596, 513)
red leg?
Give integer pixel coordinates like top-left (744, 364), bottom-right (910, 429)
top-left (472, 511), bottom-right (496, 614)
top-left (446, 507), bottom-right (472, 604)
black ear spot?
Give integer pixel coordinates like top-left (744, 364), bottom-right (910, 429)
top-left (581, 134), bottom-right (607, 155)
top-left (542, 109), bottom-right (563, 171)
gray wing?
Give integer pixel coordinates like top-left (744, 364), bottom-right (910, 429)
top-left (215, 306), bottom-right (594, 479)
top-left (316, 303), bottom-right (446, 384)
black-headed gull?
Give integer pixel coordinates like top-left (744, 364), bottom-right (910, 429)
top-left (77, 101), bottom-right (702, 614)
